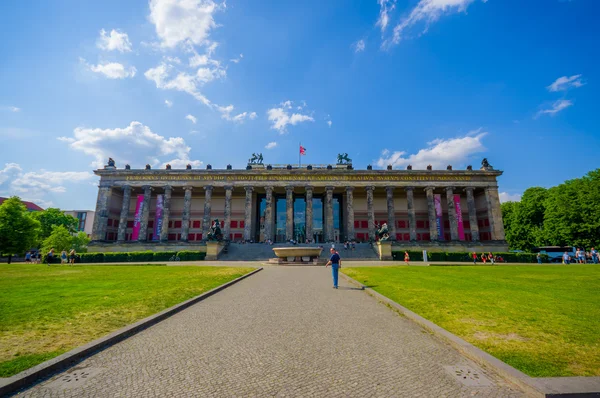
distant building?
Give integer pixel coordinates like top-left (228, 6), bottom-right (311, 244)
top-left (0, 197), bottom-right (44, 212)
top-left (63, 210), bottom-right (95, 236)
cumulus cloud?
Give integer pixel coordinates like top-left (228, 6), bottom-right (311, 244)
top-left (536, 100), bottom-right (573, 117)
top-left (165, 99), bottom-right (173, 107)
top-left (149, 0), bottom-right (222, 48)
top-left (58, 121), bottom-right (202, 169)
top-left (144, 62), bottom-right (211, 105)
top-left (0, 163), bottom-right (95, 207)
top-left (97, 29), bottom-right (132, 52)
top-left (499, 192), bottom-right (522, 203)
top-left (376, 130), bottom-right (487, 169)
top-left (386, 0), bottom-right (486, 47)
top-left (267, 101), bottom-right (314, 133)
top-left (216, 105), bottom-right (257, 123)
top-left (376, 0), bottom-right (396, 34)
top-left (185, 114), bottom-right (197, 124)
top-left (354, 39), bottom-right (366, 53)
top-left (546, 74), bottom-right (585, 92)
top-left (82, 58), bottom-right (137, 79)
top-left (265, 142), bottom-right (277, 149)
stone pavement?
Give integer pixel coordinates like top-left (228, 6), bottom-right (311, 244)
top-left (18, 267), bottom-right (525, 397)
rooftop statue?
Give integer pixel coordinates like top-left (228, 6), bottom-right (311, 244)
top-left (337, 153), bottom-right (352, 164)
top-left (248, 153), bottom-right (264, 164)
top-left (107, 158), bottom-right (115, 167)
top-left (481, 158), bottom-right (493, 169)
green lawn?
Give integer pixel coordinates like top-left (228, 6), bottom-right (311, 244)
top-left (343, 265), bottom-right (600, 377)
top-left (0, 264), bottom-right (254, 377)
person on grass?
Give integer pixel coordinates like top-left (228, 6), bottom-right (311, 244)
top-left (404, 251), bottom-right (410, 265)
top-left (325, 248), bottom-right (341, 289)
top-left (47, 248), bottom-right (55, 266)
top-left (69, 249), bottom-right (76, 265)
top-left (60, 250), bottom-right (67, 264)
top-left (472, 251), bottom-right (477, 264)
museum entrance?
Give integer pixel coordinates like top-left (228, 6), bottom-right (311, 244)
top-left (256, 193), bottom-right (342, 243)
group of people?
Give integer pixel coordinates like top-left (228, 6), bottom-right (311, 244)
top-left (342, 241), bottom-right (356, 250)
top-left (563, 248), bottom-right (598, 264)
top-left (24, 251), bottom-right (41, 263)
top-left (43, 248), bottom-right (78, 266)
top-left (472, 252), bottom-right (500, 264)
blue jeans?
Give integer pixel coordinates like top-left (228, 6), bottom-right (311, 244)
top-left (331, 264), bottom-right (339, 287)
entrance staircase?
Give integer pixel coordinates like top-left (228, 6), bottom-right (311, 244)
top-left (218, 242), bottom-right (379, 262)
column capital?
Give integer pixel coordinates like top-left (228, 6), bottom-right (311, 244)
top-left (163, 185), bottom-right (172, 192)
top-left (385, 186), bottom-right (395, 192)
top-left (305, 185), bottom-right (314, 192)
top-left (345, 186), bottom-right (354, 192)
top-left (325, 186), bottom-right (335, 192)
top-left (142, 185), bottom-right (153, 192)
top-left (265, 185), bottom-right (274, 194)
top-left (365, 185), bottom-right (375, 192)
top-left (424, 186), bottom-right (435, 193)
top-left (445, 186), bottom-right (455, 192)
top-left (203, 185), bottom-right (213, 192)
top-left (183, 186), bottom-right (194, 191)
top-left (121, 185), bottom-right (131, 192)
top-left (224, 185), bottom-right (234, 191)
top-left (285, 185), bottom-right (294, 192)
top-left (404, 186), bottom-right (414, 192)
top-left (464, 186), bottom-right (476, 193)
top-left (244, 186), bottom-right (254, 193)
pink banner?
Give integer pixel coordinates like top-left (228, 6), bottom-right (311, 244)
top-left (131, 195), bottom-right (144, 241)
top-left (153, 194), bottom-right (164, 241)
top-left (454, 194), bottom-right (465, 240)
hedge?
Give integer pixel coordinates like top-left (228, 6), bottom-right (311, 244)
top-left (392, 250), bottom-right (549, 263)
top-left (153, 251), bottom-right (178, 261)
top-left (64, 250), bottom-right (205, 263)
top-left (177, 251), bottom-right (206, 261)
top-left (104, 252), bottom-right (130, 262)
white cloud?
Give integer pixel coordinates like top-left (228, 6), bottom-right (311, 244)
top-left (2, 106), bottom-right (21, 112)
top-left (325, 114), bottom-right (332, 127)
top-left (165, 99), bottom-right (173, 107)
top-left (145, 63), bottom-right (212, 105)
top-left (84, 59), bottom-right (137, 79)
top-left (149, 0), bottom-right (222, 48)
top-left (97, 29), bottom-right (132, 52)
top-left (499, 192), bottom-right (522, 203)
top-left (376, 0), bottom-right (396, 34)
top-left (354, 39), bottom-right (366, 53)
top-left (547, 74), bottom-right (585, 92)
top-left (265, 142), bottom-right (277, 149)
top-left (58, 121), bottom-right (201, 169)
top-left (185, 114), bottom-right (197, 124)
top-left (267, 101), bottom-right (315, 133)
top-left (386, 0), bottom-right (485, 47)
top-left (536, 99), bottom-right (573, 117)
top-left (376, 130), bottom-right (487, 169)
top-left (230, 53), bottom-right (243, 63)
top-left (327, 120), bottom-right (332, 127)
top-left (0, 163), bottom-right (95, 207)
top-left (216, 105), bottom-right (256, 123)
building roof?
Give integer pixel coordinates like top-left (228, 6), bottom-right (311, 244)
top-left (0, 197), bottom-right (45, 212)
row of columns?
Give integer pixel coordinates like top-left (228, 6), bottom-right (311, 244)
top-left (92, 184), bottom-right (505, 243)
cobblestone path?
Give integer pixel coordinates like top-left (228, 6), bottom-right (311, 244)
top-left (19, 267), bottom-right (525, 397)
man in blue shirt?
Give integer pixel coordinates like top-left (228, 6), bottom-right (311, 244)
top-left (325, 248), bottom-right (341, 289)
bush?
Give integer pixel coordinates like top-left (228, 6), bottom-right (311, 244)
top-left (128, 251), bottom-right (154, 262)
top-left (176, 251), bottom-right (206, 261)
top-left (80, 252), bottom-right (104, 263)
top-left (392, 250), bottom-right (423, 261)
top-left (104, 252), bottom-right (130, 262)
top-left (153, 251), bottom-right (178, 261)
top-left (41, 254), bottom-right (61, 264)
top-left (392, 250), bottom-right (550, 263)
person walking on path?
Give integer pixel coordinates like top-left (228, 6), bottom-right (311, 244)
top-left (46, 248), bottom-right (55, 266)
top-left (488, 252), bottom-right (495, 265)
top-left (404, 251), bottom-right (410, 265)
top-left (325, 248), bottom-right (341, 289)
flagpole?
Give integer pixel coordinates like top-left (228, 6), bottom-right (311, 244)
top-left (299, 142), bottom-right (301, 168)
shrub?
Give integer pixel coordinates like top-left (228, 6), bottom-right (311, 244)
top-left (391, 250), bottom-right (549, 263)
top-left (80, 252), bottom-right (104, 263)
top-left (392, 250), bottom-right (423, 261)
top-left (177, 251), bottom-right (205, 261)
top-left (41, 254), bottom-right (61, 264)
top-left (153, 251), bottom-right (178, 261)
top-left (104, 252), bottom-right (130, 262)
top-left (128, 251), bottom-right (154, 262)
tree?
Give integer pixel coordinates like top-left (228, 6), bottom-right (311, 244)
top-left (501, 187), bottom-right (548, 251)
top-left (32, 208), bottom-right (78, 243)
top-left (71, 232), bottom-right (90, 253)
top-left (41, 225), bottom-right (73, 255)
top-left (0, 197), bottom-right (40, 263)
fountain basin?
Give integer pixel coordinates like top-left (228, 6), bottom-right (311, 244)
top-left (271, 247), bottom-right (323, 265)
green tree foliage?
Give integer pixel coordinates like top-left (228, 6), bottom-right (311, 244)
top-left (0, 197), bottom-right (40, 263)
top-left (71, 232), bottom-right (90, 253)
top-left (42, 225), bottom-right (73, 254)
top-left (501, 169), bottom-right (600, 250)
top-left (32, 208), bottom-right (78, 242)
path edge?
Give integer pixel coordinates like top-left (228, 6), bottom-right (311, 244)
top-left (0, 267), bottom-right (263, 397)
top-left (340, 272), bottom-right (600, 398)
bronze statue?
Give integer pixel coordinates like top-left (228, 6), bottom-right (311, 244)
top-left (206, 219), bottom-right (223, 241)
top-left (248, 153), bottom-right (264, 164)
top-left (107, 158), bottom-right (115, 167)
top-left (481, 158), bottom-right (493, 169)
top-left (375, 222), bottom-right (390, 241)
top-left (336, 153), bottom-right (352, 164)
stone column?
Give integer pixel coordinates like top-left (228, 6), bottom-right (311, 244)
top-left (345, 187), bottom-right (355, 241)
top-left (405, 187), bottom-right (417, 241)
top-left (180, 186), bottom-right (193, 241)
top-left (485, 186), bottom-right (506, 240)
top-left (425, 187), bottom-right (438, 241)
top-left (223, 186), bottom-right (233, 241)
top-left (243, 186), bottom-right (254, 241)
top-left (385, 186), bottom-right (396, 241)
top-left (91, 183), bottom-right (112, 241)
top-left (325, 186), bottom-right (334, 242)
top-left (285, 186), bottom-right (294, 240)
top-left (305, 186), bottom-right (313, 242)
top-left (366, 186), bottom-right (375, 241)
top-left (202, 186), bottom-right (213, 240)
top-left (446, 186), bottom-right (459, 241)
top-left (264, 186), bottom-right (274, 242)
top-left (465, 187), bottom-right (480, 242)
top-left (117, 185), bottom-right (131, 242)
top-left (160, 186), bottom-right (172, 242)
top-left (138, 185), bottom-right (152, 242)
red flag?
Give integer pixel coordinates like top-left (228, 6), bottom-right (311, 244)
top-left (300, 145), bottom-right (306, 155)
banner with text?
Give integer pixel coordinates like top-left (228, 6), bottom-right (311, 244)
top-left (434, 194), bottom-right (444, 240)
top-left (153, 194), bottom-right (164, 241)
top-left (454, 194), bottom-right (465, 240)
top-left (131, 195), bottom-right (144, 241)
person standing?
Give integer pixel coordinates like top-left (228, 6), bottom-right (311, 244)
top-left (536, 253), bottom-right (542, 264)
top-left (69, 249), bottom-right (76, 265)
top-left (481, 253), bottom-right (487, 264)
top-left (591, 247), bottom-right (598, 264)
top-left (562, 251), bottom-right (569, 265)
top-left (60, 250), bottom-right (68, 264)
top-left (325, 248), bottom-right (341, 289)
top-left (25, 251), bottom-right (31, 263)
top-left (404, 251), bottom-right (410, 265)
top-left (472, 251), bottom-right (477, 264)
top-left (46, 248), bottom-right (55, 266)
top-left (488, 252), bottom-right (495, 265)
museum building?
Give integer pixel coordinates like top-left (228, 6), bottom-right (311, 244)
top-left (90, 159), bottom-right (507, 253)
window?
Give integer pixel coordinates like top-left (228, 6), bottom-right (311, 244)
top-left (360, 221), bottom-right (368, 229)
top-left (484, 219), bottom-right (490, 227)
top-left (354, 220), bottom-right (360, 229)
top-left (148, 220), bottom-right (154, 228)
top-left (189, 234), bottom-right (196, 241)
top-left (174, 220), bottom-right (182, 228)
top-left (127, 220), bottom-right (134, 228)
top-left (357, 233), bottom-right (365, 241)
top-left (231, 220), bottom-right (238, 228)
top-left (403, 233), bottom-right (410, 241)
top-left (398, 220), bottom-right (406, 228)
top-left (197, 233), bottom-right (202, 240)
top-left (193, 220), bottom-right (201, 229)
top-left (416, 220), bottom-right (425, 229)
top-left (107, 219), bottom-right (113, 227)
top-left (396, 233), bottom-right (402, 241)
top-left (168, 233), bottom-right (176, 241)
top-left (240, 221), bottom-right (245, 228)
top-left (76, 212), bottom-right (87, 231)
top-left (423, 233), bottom-right (430, 241)
top-left (444, 221), bottom-right (450, 229)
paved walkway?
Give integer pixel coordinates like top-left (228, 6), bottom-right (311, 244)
top-left (19, 267), bottom-right (525, 397)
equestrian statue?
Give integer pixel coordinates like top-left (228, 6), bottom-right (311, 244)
top-left (206, 219), bottom-right (223, 241)
top-left (336, 153), bottom-right (352, 164)
top-left (375, 222), bottom-right (390, 241)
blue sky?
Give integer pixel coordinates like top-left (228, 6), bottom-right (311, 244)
top-left (0, 0), bottom-right (598, 209)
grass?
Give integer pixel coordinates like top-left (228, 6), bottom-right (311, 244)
top-left (342, 265), bottom-right (600, 377)
top-left (0, 263), bottom-right (254, 377)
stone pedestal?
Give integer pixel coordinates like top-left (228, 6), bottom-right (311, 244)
top-left (205, 241), bottom-right (225, 261)
top-left (375, 241), bottom-right (393, 261)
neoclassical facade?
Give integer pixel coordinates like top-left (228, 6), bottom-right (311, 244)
top-left (90, 162), bottom-right (507, 252)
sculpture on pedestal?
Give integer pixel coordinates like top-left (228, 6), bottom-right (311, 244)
top-left (336, 153), bottom-right (352, 164)
top-left (248, 153), bottom-right (264, 164)
top-left (206, 219), bottom-right (223, 241)
top-left (375, 222), bottom-right (390, 241)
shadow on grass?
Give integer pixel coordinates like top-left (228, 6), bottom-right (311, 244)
top-left (339, 285), bottom-right (378, 290)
